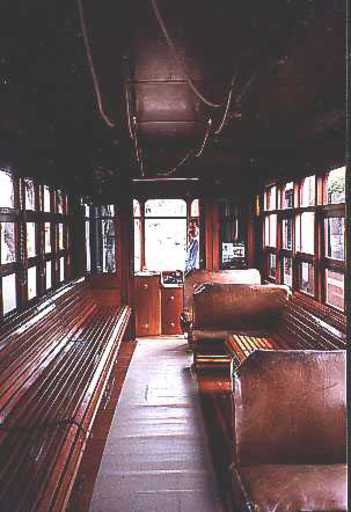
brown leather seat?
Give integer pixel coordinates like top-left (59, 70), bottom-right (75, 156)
top-left (190, 284), bottom-right (290, 346)
top-left (181, 269), bottom-right (261, 334)
top-left (231, 350), bottom-right (347, 512)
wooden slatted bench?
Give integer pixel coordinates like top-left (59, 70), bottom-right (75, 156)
top-left (0, 278), bottom-right (131, 512)
top-left (225, 294), bottom-right (346, 372)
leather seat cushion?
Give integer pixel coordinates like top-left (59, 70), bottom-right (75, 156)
top-left (237, 464), bottom-right (347, 512)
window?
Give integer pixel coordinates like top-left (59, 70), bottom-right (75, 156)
top-left (44, 223), bottom-right (51, 253)
top-left (300, 262), bottom-right (314, 296)
top-left (46, 260), bottom-right (52, 290)
top-left (280, 182), bottom-right (293, 209)
top-left (282, 257), bottom-right (292, 287)
top-left (91, 205), bottom-right (116, 273)
top-left (324, 167), bottom-right (345, 205)
top-left (28, 266), bottom-right (37, 300)
top-left (0, 173), bottom-right (71, 318)
top-left (1, 223), bottom-right (16, 264)
top-left (295, 213), bottom-right (314, 254)
top-left (219, 199), bottom-right (245, 269)
top-left (268, 254), bottom-right (277, 278)
top-left (264, 215), bottom-right (277, 247)
top-left (24, 179), bottom-right (36, 210)
top-left (262, 167), bottom-right (345, 311)
top-left (2, 273), bottom-right (17, 315)
top-left (133, 199), bottom-right (200, 273)
top-left (59, 257), bottom-right (65, 282)
top-left (26, 222), bottom-right (36, 258)
top-left (43, 186), bottom-right (51, 212)
top-left (324, 217), bottom-right (344, 260)
top-left (264, 185), bottom-right (277, 211)
top-left (58, 223), bottom-right (64, 251)
top-left (282, 218), bottom-right (293, 250)
top-left (133, 200), bottom-right (142, 273)
top-left (57, 190), bottom-right (64, 214)
top-left (300, 175), bottom-right (315, 206)
top-left (0, 171), bottom-right (15, 208)
top-left (325, 270), bottom-right (344, 310)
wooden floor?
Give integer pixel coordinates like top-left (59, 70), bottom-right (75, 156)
top-left (89, 336), bottom-right (227, 512)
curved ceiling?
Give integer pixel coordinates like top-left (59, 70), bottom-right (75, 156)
top-left (0, 0), bottom-right (346, 196)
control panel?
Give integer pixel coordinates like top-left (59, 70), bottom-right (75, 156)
top-left (161, 270), bottom-right (184, 287)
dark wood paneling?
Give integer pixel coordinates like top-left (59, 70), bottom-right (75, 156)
top-left (161, 287), bottom-right (183, 335)
top-left (135, 275), bottom-right (161, 336)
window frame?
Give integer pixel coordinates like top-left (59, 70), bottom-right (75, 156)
top-left (261, 167), bottom-right (345, 312)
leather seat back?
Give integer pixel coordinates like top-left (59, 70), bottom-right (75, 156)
top-left (183, 269), bottom-right (261, 313)
top-left (192, 284), bottom-right (289, 330)
top-left (233, 350), bottom-right (346, 466)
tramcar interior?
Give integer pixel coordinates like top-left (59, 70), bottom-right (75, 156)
top-left (0, 1), bottom-right (348, 511)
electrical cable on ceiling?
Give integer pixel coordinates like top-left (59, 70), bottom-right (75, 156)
top-left (77, 0), bottom-right (115, 128)
top-left (162, 118), bottom-right (212, 176)
top-left (151, 0), bottom-right (235, 109)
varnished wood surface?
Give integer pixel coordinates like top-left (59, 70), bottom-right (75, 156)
top-left (134, 276), bottom-right (161, 336)
top-left (89, 336), bottom-right (227, 512)
top-left (161, 287), bottom-right (183, 334)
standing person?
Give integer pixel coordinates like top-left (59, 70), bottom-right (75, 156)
top-left (185, 220), bottom-right (199, 274)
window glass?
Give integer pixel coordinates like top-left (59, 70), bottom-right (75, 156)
top-left (134, 218), bottom-right (142, 273)
top-left (300, 262), bottom-right (314, 295)
top-left (44, 186), bottom-right (51, 212)
top-left (268, 253), bottom-right (277, 279)
top-left (133, 199), bottom-right (141, 217)
top-left (0, 171), bottom-right (15, 208)
top-left (281, 182), bottom-right (293, 209)
top-left (2, 273), bottom-right (17, 314)
top-left (283, 257), bottom-right (292, 287)
top-left (145, 199), bottom-right (186, 217)
top-left (44, 223), bottom-right (51, 253)
top-left (58, 223), bottom-right (64, 251)
top-left (324, 217), bottom-right (344, 260)
top-left (325, 269), bottom-right (344, 310)
top-left (296, 212), bottom-right (314, 254)
top-left (57, 190), bottom-right (64, 214)
top-left (46, 260), bottom-right (52, 290)
top-left (98, 219), bottom-right (116, 273)
top-left (25, 179), bottom-right (35, 210)
top-left (26, 222), bottom-right (36, 257)
top-left (264, 214), bottom-right (277, 247)
top-left (145, 218), bottom-right (187, 270)
top-left (85, 221), bottom-right (91, 272)
top-left (300, 175), bottom-right (315, 206)
top-left (98, 205), bottom-right (115, 217)
top-left (28, 266), bottom-right (37, 300)
top-left (264, 186), bottom-right (277, 211)
top-left (282, 218), bottom-right (293, 250)
top-left (325, 167), bottom-right (345, 204)
top-left (59, 257), bottom-right (65, 282)
top-left (190, 199), bottom-right (199, 217)
top-left (1, 222), bottom-right (16, 264)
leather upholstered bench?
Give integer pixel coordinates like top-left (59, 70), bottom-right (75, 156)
top-left (230, 350), bottom-right (347, 512)
top-left (180, 269), bottom-right (261, 336)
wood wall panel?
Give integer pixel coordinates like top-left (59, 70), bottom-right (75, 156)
top-left (135, 275), bottom-right (161, 336)
top-left (161, 287), bottom-right (183, 335)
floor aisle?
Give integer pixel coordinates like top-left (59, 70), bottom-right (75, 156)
top-left (89, 336), bottom-right (226, 512)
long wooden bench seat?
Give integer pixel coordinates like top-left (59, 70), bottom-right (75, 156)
top-left (189, 283), bottom-right (346, 372)
top-left (226, 294), bottom-right (346, 371)
top-left (0, 278), bottom-right (131, 512)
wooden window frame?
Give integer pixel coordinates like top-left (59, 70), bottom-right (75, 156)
top-left (0, 172), bottom-right (72, 319)
top-left (261, 168), bottom-right (345, 313)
